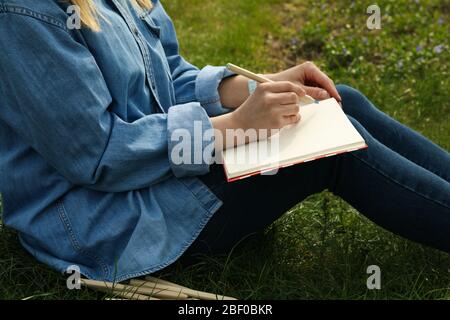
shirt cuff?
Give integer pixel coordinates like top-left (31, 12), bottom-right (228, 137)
top-left (167, 102), bottom-right (215, 178)
top-left (195, 65), bottom-right (236, 117)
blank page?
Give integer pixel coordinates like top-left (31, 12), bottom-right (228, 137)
top-left (223, 98), bottom-right (367, 180)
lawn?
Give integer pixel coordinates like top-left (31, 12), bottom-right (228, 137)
top-left (0, 0), bottom-right (449, 299)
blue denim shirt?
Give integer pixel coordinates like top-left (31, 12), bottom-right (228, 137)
top-left (0, 0), bottom-right (234, 281)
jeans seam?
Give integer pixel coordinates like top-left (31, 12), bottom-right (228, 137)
top-left (349, 153), bottom-right (450, 210)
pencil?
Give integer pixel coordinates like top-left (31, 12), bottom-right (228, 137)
top-left (226, 63), bottom-right (316, 105)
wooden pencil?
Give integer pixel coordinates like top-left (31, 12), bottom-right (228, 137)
top-left (226, 63), bottom-right (316, 105)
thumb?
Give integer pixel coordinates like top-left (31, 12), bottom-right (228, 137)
top-left (303, 86), bottom-right (330, 100)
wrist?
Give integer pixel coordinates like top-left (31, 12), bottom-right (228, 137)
top-left (218, 75), bottom-right (250, 109)
top-left (228, 110), bottom-right (246, 130)
top-left (211, 111), bottom-right (243, 132)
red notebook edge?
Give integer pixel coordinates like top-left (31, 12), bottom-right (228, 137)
top-left (223, 144), bottom-right (369, 183)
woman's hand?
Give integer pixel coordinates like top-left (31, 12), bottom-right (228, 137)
top-left (266, 61), bottom-right (342, 102)
top-left (231, 81), bottom-right (304, 131)
top-left (212, 81), bottom-right (305, 149)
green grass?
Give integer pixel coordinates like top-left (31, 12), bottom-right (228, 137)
top-left (0, 0), bottom-right (449, 299)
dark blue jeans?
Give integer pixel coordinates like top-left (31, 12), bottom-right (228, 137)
top-left (184, 85), bottom-right (450, 259)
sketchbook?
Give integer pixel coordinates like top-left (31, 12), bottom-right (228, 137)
top-left (222, 98), bottom-right (368, 182)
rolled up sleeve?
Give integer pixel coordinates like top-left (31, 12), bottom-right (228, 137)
top-left (195, 66), bottom-right (236, 117)
top-left (167, 103), bottom-right (215, 177)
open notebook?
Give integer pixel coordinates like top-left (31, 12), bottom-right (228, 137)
top-left (222, 98), bottom-right (368, 182)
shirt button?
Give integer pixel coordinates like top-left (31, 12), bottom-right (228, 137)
top-left (132, 26), bottom-right (139, 36)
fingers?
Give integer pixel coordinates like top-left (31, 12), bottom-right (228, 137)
top-left (282, 113), bottom-right (301, 126)
top-left (277, 103), bottom-right (301, 127)
top-left (258, 81), bottom-right (305, 97)
top-left (303, 86), bottom-right (331, 100)
top-left (266, 92), bottom-right (300, 105)
top-left (254, 81), bottom-right (304, 129)
top-left (302, 62), bottom-right (342, 102)
top-left (276, 103), bottom-right (300, 116)
top-left (269, 99), bottom-right (301, 126)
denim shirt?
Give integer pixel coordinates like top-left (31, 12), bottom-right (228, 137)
top-left (0, 0), bottom-right (234, 281)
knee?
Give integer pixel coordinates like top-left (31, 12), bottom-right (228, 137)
top-left (336, 84), bottom-right (365, 103)
top-left (336, 84), bottom-right (374, 117)
top-left (347, 116), bottom-right (372, 145)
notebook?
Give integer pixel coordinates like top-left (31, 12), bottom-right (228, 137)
top-left (222, 98), bottom-right (368, 182)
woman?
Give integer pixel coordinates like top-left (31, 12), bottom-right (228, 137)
top-left (0, 0), bottom-right (449, 282)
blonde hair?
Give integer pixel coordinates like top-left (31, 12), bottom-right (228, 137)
top-left (70, 0), bottom-right (153, 31)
